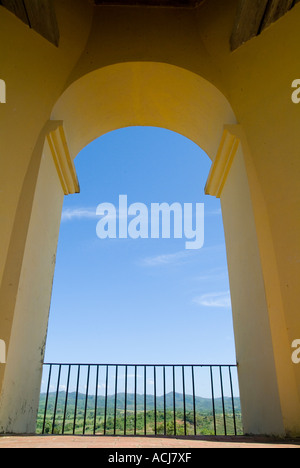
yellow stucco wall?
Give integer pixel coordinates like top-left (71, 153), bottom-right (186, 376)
top-left (0, 0), bottom-right (299, 435)
top-left (0, 136), bottom-right (64, 433)
top-left (0, 0), bottom-right (93, 289)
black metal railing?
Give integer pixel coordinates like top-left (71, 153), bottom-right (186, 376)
top-left (37, 364), bottom-right (243, 436)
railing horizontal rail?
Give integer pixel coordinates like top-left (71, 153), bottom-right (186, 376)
top-left (42, 363), bottom-right (238, 368)
top-left (37, 363), bottom-right (243, 437)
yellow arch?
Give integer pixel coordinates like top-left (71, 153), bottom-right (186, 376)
top-left (51, 61), bottom-right (237, 161)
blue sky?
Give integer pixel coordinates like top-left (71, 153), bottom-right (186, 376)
top-left (44, 127), bottom-right (237, 366)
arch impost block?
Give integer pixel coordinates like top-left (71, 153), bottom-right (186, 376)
top-left (205, 129), bottom-right (240, 198)
top-left (46, 121), bottom-right (80, 195)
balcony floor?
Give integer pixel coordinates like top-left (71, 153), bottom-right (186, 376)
top-left (0, 435), bottom-right (300, 449)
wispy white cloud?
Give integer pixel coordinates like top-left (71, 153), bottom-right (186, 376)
top-left (139, 243), bottom-right (225, 268)
top-left (193, 291), bottom-right (231, 308)
top-left (194, 267), bottom-right (228, 282)
top-left (140, 249), bottom-right (197, 267)
top-left (61, 207), bottom-right (99, 222)
top-left (206, 208), bottom-right (222, 216)
top-left (61, 207), bottom-right (127, 222)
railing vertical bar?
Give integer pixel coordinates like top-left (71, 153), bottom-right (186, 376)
top-left (210, 366), bottom-right (216, 436)
top-left (154, 366), bottom-right (157, 435)
top-left (52, 364), bottom-right (62, 434)
top-left (93, 365), bottom-right (99, 435)
top-left (134, 365), bottom-right (137, 436)
top-left (73, 365), bottom-right (81, 435)
top-left (124, 365), bottom-right (128, 436)
top-left (191, 366), bottom-right (197, 436)
top-left (104, 365), bottom-right (109, 435)
top-left (219, 366), bottom-right (227, 436)
top-left (42, 364), bottom-right (52, 434)
top-left (114, 365), bottom-right (118, 435)
top-left (229, 366), bottom-right (237, 436)
top-left (83, 365), bottom-right (91, 435)
top-left (182, 366), bottom-right (187, 436)
top-left (62, 365), bottom-right (71, 435)
top-left (163, 366), bottom-right (166, 436)
top-left (173, 365), bottom-right (176, 436)
top-left (144, 365), bottom-right (147, 436)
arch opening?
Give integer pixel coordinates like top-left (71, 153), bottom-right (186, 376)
top-left (39, 125), bottom-right (242, 436)
top-left (45, 125), bottom-right (237, 365)
top-left (43, 62), bottom-right (245, 436)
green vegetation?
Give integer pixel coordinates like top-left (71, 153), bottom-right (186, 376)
top-left (36, 392), bottom-right (243, 436)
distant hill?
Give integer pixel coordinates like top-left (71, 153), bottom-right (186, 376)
top-left (39, 391), bottom-right (240, 414)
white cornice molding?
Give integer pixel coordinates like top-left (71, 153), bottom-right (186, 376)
top-left (205, 129), bottom-right (240, 198)
top-left (47, 122), bottom-right (80, 196)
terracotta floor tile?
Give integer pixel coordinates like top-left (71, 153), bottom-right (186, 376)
top-left (0, 435), bottom-right (299, 449)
